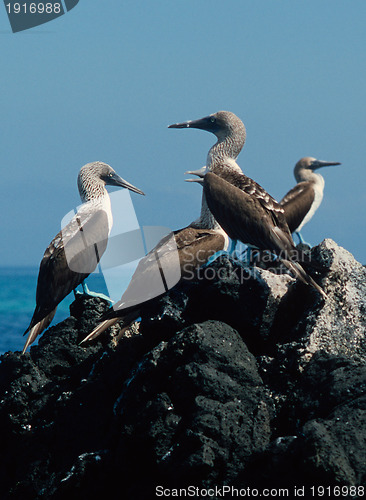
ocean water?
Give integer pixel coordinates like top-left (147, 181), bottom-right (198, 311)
top-left (0, 265), bottom-right (138, 355)
top-left (0, 243), bottom-right (247, 355)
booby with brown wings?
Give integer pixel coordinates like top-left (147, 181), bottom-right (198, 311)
top-left (187, 166), bottom-right (327, 298)
top-left (22, 162), bottom-right (144, 354)
top-left (280, 157), bottom-right (341, 244)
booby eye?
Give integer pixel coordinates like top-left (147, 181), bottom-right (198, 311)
top-left (210, 117), bottom-right (216, 123)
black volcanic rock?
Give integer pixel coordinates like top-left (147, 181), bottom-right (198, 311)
top-left (0, 239), bottom-right (365, 499)
top-left (245, 352), bottom-right (366, 489)
top-left (113, 321), bottom-right (271, 496)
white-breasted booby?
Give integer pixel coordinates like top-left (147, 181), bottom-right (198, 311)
top-left (22, 161), bottom-right (144, 354)
top-left (280, 157), bottom-right (341, 244)
top-left (80, 200), bottom-right (229, 343)
top-left (187, 166), bottom-right (327, 298)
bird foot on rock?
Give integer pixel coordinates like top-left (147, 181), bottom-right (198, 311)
top-left (74, 283), bottom-right (114, 304)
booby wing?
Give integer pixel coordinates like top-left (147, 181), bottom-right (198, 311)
top-left (280, 182), bottom-right (315, 233)
top-left (202, 171), bottom-right (326, 298)
top-left (24, 208), bottom-right (109, 334)
top-left (204, 171), bottom-right (294, 256)
top-left (175, 226), bottom-right (226, 276)
top-left (108, 225), bottom-right (225, 313)
top-left (81, 225), bottom-right (226, 343)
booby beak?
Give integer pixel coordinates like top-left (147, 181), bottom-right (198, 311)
top-left (184, 166), bottom-right (208, 178)
top-left (185, 178), bottom-right (204, 184)
top-left (312, 160), bottom-right (341, 171)
top-left (168, 115), bottom-right (216, 132)
top-left (168, 120), bottom-right (192, 129)
top-left (184, 166), bottom-right (207, 184)
top-left (106, 173), bottom-right (145, 195)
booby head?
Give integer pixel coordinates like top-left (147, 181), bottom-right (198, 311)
top-left (169, 111), bottom-right (246, 168)
top-left (294, 157), bottom-right (341, 183)
top-left (77, 161), bottom-right (145, 202)
top-left (169, 110), bottom-right (245, 140)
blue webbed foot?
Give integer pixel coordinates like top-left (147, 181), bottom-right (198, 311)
top-left (294, 231), bottom-right (311, 249)
top-left (74, 282), bottom-right (114, 304)
top-left (202, 250), bottom-right (230, 268)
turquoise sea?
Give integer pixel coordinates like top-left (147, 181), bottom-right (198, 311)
top-left (0, 266), bottom-right (137, 355)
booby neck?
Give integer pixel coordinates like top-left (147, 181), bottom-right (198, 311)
top-left (294, 166), bottom-right (325, 188)
top-left (78, 165), bottom-right (111, 203)
top-left (191, 193), bottom-right (222, 230)
top-left (207, 122), bottom-right (246, 169)
top-left (77, 164), bottom-right (114, 230)
top-left (78, 178), bottom-right (110, 203)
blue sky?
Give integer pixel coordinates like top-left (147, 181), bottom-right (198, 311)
top-left (1, 1), bottom-right (365, 267)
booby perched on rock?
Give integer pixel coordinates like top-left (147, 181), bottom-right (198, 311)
top-left (187, 165), bottom-right (327, 299)
top-left (22, 161), bottom-right (144, 354)
top-left (81, 202), bottom-right (228, 344)
top-left (169, 111), bottom-right (246, 252)
top-left (280, 157), bottom-right (341, 244)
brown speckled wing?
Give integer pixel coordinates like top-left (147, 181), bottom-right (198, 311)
top-left (280, 182), bottom-right (315, 233)
top-left (204, 172), bottom-right (294, 255)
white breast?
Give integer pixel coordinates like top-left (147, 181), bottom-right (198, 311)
top-left (297, 175), bottom-right (325, 231)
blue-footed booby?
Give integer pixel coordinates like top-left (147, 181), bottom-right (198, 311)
top-left (81, 200), bottom-right (228, 344)
top-left (280, 157), bottom-right (341, 244)
top-left (169, 111), bottom-right (246, 253)
top-left (22, 161), bottom-right (144, 354)
top-left (187, 166), bottom-right (327, 299)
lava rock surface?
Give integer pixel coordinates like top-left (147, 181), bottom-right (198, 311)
top-left (0, 239), bottom-right (365, 499)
